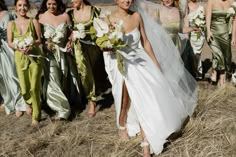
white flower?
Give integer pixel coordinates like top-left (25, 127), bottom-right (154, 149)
top-left (13, 39), bottom-right (20, 47)
top-left (44, 29), bottom-right (54, 39)
top-left (73, 30), bottom-right (86, 40)
top-left (105, 40), bottom-right (113, 48)
top-left (76, 23), bottom-right (85, 32)
top-left (99, 10), bottom-right (111, 18)
top-left (18, 41), bottom-right (26, 49)
top-left (109, 31), bottom-right (123, 41)
top-left (115, 20), bottom-right (124, 32)
top-left (52, 36), bottom-right (61, 44)
top-left (195, 18), bottom-right (201, 26)
top-left (93, 18), bottom-right (109, 37)
top-left (24, 36), bottom-right (34, 46)
top-left (227, 7), bottom-right (235, 16)
top-left (198, 6), bottom-right (204, 13)
top-left (232, 2), bottom-right (236, 7)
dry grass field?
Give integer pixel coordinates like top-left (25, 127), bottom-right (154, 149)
top-left (0, 5), bottom-right (236, 157)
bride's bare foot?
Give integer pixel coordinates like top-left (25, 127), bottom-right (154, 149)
top-left (211, 70), bottom-right (217, 82)
top-left (31, 119), bottom-right (39, 127)
top-left (15, 111), bottom-right (23, 117)
top-left (218, 73), bottom-right (226, 87)
top-left (141, 141), bottom-right (151, 157)
top-left (118, 125), bottom-right (129, 141)
top-left (26, 105), bottom-right (32, 115)
top-left (87, 101), bottom-right (96, 118)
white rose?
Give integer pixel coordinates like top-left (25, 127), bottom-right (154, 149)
top-left (73, 31), bottom-right (86, 40)
top-left (195, 18), bottom-right (201, 26)
top-left (44, 30), bottom-right (54, 39)
top-left (24, 36), bottom-right (34, 46)
top-left (227, 7), bottom-right (235, 15)
top-left (232, 2), bottom-right (236, 7)
top-left (52, 36), bottom-right (61, 44)
top-left (18, 41), bottom-right (26, 49)
top-left (76, 23), bottom-right (85, 32)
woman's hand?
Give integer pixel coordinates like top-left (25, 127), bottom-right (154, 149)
top-left (23, 46), bottom-right (33, 55)
top-left (101, 47), bottom-right (115, 54)
top-left (66, 40), bottom-right (72, 53)
top-left (231, 37), bottom-right (236, 46)
top-left (207, 31), bottom-right (213, 42)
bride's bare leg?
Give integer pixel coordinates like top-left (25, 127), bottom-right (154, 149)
top-left (118, 82), bottom-right (129, 140)
top-left (140, 126), bottom-right (151, 157)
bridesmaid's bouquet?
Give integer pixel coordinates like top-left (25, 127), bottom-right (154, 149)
top-left (13, 35), bottom-right (34, 51)
top-left (227, 2), bottom-right (236, 18)
top-left (44, 28), bottom-right (64, 51)
top-left (188, 6), bottom-right (205, 39)
top-left (72, 23), bottom-right (86, 41)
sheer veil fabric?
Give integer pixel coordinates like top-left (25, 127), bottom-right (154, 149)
top-left (103, 0), bottom-right (198, 155)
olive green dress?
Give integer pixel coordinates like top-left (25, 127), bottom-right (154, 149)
top-left (208, 9), bottom-right (232, 72)
top-left (68, 6), bottom-right (108, 103)
top-left (155, 9), bottom-right (182, 52)
top-left (12, 19), bottom-right (42, 121)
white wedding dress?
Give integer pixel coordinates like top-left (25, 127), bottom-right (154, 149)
top-left (103, 26), bottom-right (197, 154)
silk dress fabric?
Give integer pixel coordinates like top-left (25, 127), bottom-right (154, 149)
top-left (188, 6), bottom-right (205, 78)
top-left (208, 9), bottom-right (232, 72)
top-left (103, 27), bottom-right (196, 155)
top-left (41, 23), bottom-right (72, 119)
top-left (0, 11), bottom-right (26, 114)
top-left (68, 6), bottom-right (108, 102)
top-left (12, 19), bottom-right (42, 121)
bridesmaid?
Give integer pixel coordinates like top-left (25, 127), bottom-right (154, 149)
top-left (188, 0), bottom-right (205, 79)
top-left (68, 0), bottom-right (108, 117)
top-left (0, 0), bottom-right (26, 116)
top-left (36, 0), bottom-right (75, 120)
top-left (206, 0), bottom-right (234, 86)
top-left (152, 0), bottom-right (199, 52)
top-left (7, 0), bottom-right (43, 126)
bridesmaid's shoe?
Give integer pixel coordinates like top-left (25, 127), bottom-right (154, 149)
top-left (141, 141), bottom-right (152, 157)
top-left (15, 111), bottom-right (23, 117)
top-left (118, 125), bottom-right (129, 141)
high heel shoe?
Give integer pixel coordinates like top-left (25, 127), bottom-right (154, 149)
top-left (118, 125), bottom-right (129, 141)
top-left (140, 141), bottom-right (152, 157)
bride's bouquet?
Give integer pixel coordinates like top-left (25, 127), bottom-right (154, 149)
top-left (92, 12), bottom-right (127, 74)
top-left (188, 6), bottom-right (205, 39)
top-left (13, 35), bottom-right (34, 51)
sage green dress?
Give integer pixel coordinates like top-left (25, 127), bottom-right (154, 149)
top-left (0, 11), bottom-right (26, 114)
top-left (12, 19), bottom-right (42, 121)
top-left (208, 9), bottom-right (232, 72)
top-left (68, 6), bottom-right (108, 103)
top-left (41, 23), bottom-right (71, 119)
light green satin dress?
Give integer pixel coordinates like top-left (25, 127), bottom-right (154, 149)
top-left (208, 9), bottom-right (232, 72)
top-left (12, 19), bottom-right (42, 121)
top-left (41, 23), bottom-right (71, 119)
top-left (162, 23), bottom-right (182, 52)
top-left (0, 11), bottom-right (26, 114)
top-left (68, 6), bottom-right (108, 103)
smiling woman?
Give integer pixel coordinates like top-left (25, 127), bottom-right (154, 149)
top-left (7, 0), bottom-right (43, 127)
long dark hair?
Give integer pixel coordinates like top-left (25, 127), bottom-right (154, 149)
top-left (36, 0), bottom-right (66, 19)
top-left (84, 0), bottom-right (91, 5)
top-left (14, 0), bottom-right (31, 8)
top-left (0, 0), bottom-right (8, 11)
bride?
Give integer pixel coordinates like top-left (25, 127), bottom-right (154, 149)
top-left (103, 0), bottom-right (198, 156)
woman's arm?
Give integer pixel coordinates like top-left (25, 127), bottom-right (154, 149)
top-left (33, 19), bottom-right (42, 46)
top-left (231, 17), bottom-right (236, 46)
top-left (206, 0), bottom-right (213, 42)
top-left (137, 12), bottom-right (161, 70)
top-left (7, 21), bottom-right (15, 50)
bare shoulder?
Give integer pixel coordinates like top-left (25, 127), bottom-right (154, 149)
top-left (132, 11), bottom-right (142, 21)
top-left (61, 12), bottom-right (70, 19)
top-left (32, 18), bottom-right (39, 25)
top-left (7, 20), bottom-right (13, 28)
